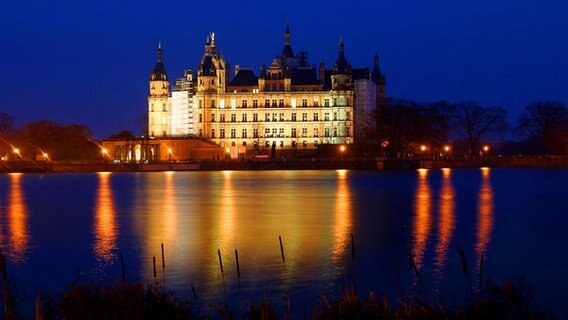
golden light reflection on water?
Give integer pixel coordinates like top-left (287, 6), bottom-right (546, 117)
top-left (218, 170), bottom-right (237, 252)
top-left (94, 172), bottom-right (117, 263)
top-left (331, 170), bottom-right (353, 261)
top-left (134, 171), bottom-right (180, 279)
top-left (7, 173), bottom-right (28, 262)
top-left (162, 171), bottom-right (178, 247)
top-left (434, 168), bottom-right (455, 278)
top-left (476, 167), bottom-right (494, 268)
top-left (412, 169), bottom-right (431, 269)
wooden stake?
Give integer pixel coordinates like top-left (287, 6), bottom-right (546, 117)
top-left (235, 249), bottom-right (241, 280)
top-left (218, 249), bottom-right (224, 275)
top-left (279, 235), bottom-right (285, 264)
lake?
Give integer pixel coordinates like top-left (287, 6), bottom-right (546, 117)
top-left (0, 168), bottom-right (566, 318)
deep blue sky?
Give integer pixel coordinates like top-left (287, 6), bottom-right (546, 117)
top-left (1, 1), bottom-right (567, 138)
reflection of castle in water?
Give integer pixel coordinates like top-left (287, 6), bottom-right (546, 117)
top-left (411, 168), bottom-right (494, 281)
top-left (127, 170), bottom-right (354, 297)
top-left (94, 172), bottom-right (118, 263)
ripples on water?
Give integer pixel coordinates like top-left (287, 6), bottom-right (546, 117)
top-left (0, 168), bottom-right (566, 317)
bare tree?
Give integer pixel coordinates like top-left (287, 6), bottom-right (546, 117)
top-left (516, 101), bottom-right (568, 138)
top-left (452, 102), bottom-right (508, 154)
top-left (516, 102), bottom-right (568, 154)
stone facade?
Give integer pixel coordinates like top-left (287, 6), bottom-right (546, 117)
top-left (147, 26), bottom-right (386, 151)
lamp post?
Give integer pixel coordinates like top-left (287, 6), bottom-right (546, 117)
top-left (13, 148), bottom-right (20, 160)
top-left (420, 144), bottom-right (427, 160)
top-left (482, 144), bottom-right (490, 158)
top-left (101, 148), bottom-right (109, 171)
top-left (167, 148), bottom-right (172, 162)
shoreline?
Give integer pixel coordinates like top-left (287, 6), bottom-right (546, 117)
top-left (2, 156), bottom-right (568, 173)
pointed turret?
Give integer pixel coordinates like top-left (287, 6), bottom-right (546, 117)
top-left (150, 42), bottom-right (168, 81)
top-left (281, 25), bottom-right (294, 61)
top-left (333, 36), bottom-right (351, 75)
top-left (148, 42), bottom-right (170, 138)
top-left (371, 52), bottom-right (385, 85)
top-left (197, 32), bottom-right (228, 93)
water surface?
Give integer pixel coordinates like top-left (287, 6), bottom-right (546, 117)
top-left (0, 169), bottom-right (566, 317)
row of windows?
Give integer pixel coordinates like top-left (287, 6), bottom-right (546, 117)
top-left (210, 127), bottom-right (342, 139)
top-left (200, 112), bottom-right (350, 123)
top-left (222, 140), bottom-right (331, 149)
top-left (197, 98), bottom-right (348, 109)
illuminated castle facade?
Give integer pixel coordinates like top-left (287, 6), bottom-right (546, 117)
top-left (148, 27), bottom-right (385, 151)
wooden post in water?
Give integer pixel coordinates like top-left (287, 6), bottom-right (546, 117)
top-left (218, 249), bottom-right (224, 275)
top-left (279, 235), bottom-right (285, 264)
top-left (457, 246), bottom-right (473, 299)
top-left (161, 243), bottom-right (166, 286)
top-left (235, 249), bottom-right (241, 280)
top-left (408, 251), bottom-right (422, 284)
top-left (191, 284), bottom-right (198, 301)
top-left (153, 256), bottom-right (157, 280)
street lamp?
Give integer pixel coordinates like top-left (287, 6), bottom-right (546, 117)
top-left (167, 148), bottom-right (172, 162)
top-left (483, 145), bottom-right (489, 152)
top-left (444, 145), bottom-right (451, 152)
top-left (43, 153), bottom-right (49, 160)
top-left (340, 145), bottom-right (346, 153)
top-left (420, 145), bottom-right (427, 152)
top-left (13, 148), bottom-right (20, 160)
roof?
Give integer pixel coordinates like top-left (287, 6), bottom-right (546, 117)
top-left (150, 61), bottom-right (168, 81)
top-left (150, 46), bottom-right (168, 81)
top-left (334, 52), bottom-right (351, 74)
top-left (282, 45), bottom-right (294, 60)
top-left (291, 68), bottom-right (320, 86)
top-left (228, 69), bottom-right (258, 86)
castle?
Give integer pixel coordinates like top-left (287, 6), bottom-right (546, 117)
top-left (147, 26), bottom-right (385, 155)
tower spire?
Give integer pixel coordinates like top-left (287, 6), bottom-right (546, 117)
top-left (338, 36), bottom-right (344, 54)
top-left (157, 42), bottom-right (163, 63)
top-left (284, 25), bottom-right (291, 46)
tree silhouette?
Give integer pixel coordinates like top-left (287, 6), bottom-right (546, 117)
top-left (516, 102), bottom-right (568, 154)
top-left (452, 102), bottom-right (508, 155)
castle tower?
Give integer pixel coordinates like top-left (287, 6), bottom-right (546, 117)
top-left (148, 43), bottom-right (170, 137)
top-left (195, 33), bottom-right (229, 138)
top-left (371, 52), bottom-right (386, 98)
top-left (280, 25), bottom-right (297, 68)
top-left (331, 37), bottom-right (352, 90)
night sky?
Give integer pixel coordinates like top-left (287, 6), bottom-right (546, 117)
top-left (2, 1), bottom-right (567, 138)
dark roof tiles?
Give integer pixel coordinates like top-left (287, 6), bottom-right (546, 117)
top-left (228, 69), bottom-right (258, 86)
